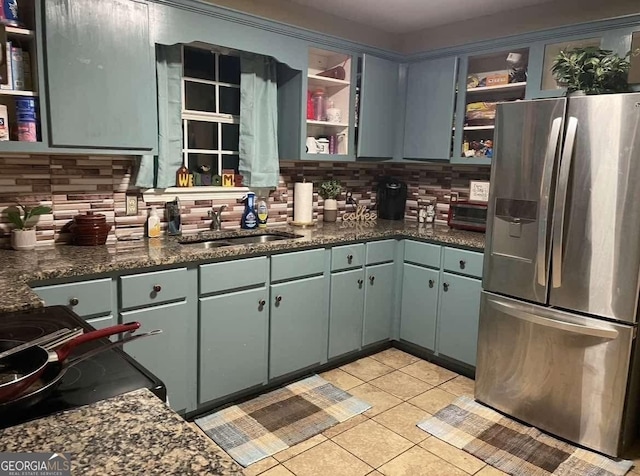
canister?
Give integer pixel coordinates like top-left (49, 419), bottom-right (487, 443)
top-left (1, 0), bottom-right (20, 27)
top-left (15, 97), bottom-right (36, 142)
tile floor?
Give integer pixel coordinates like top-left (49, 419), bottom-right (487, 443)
top-left (194, 348), bottom-right (640, 475)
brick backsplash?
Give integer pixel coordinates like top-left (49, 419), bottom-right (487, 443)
top-left (0, 155), bottom-right (490, 246)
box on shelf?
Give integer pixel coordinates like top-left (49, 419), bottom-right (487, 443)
top-left (1, 41), bottom-right (12, 90)
top-left (11, 45), bottom-right (23, 90)
top-left (467, 70), bottom-right (510, 89)
top-left (465, 102), bottom-right (497, 126)
top-left (22, 51), bottom-right (31, 90)
top-left (0, 104), bottom-right (8, 141)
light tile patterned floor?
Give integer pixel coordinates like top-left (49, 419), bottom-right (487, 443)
top-left (213, 348), bottom-right (508, 476)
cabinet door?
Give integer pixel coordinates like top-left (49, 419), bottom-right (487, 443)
top-left (329, 269), bottom-right (365, 358)
top-left (363, 263), bottom-right (394, 346)
top-left (358, 54), bottom-right (399, 158)
top-left (270, 275), bottom-right (327, 378)
top-left (400, 264), bottom-right (439, 350)
top-left (403, 56), bottom-right (457, 160)
top-left (122, 301), bottom-right (190, 412)
top-left (44, 0), bottom-right (156, 150)
top-left (438, 273), bottom-right (482, 366)
top-left (199, 288), bottom-right (268, 404)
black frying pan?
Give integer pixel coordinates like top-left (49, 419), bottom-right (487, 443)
top-left (0, 328), bottom-right (161, 413)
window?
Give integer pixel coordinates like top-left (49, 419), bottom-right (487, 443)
top-left (182, 46), bottom-right (241, 184)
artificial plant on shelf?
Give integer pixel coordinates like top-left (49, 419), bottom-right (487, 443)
top-left (6, 204), bottom-right (52, 251)
top-left (551, 46), bottom-right (639, 94)
top-left (319, 179), bottom-right (342, 222)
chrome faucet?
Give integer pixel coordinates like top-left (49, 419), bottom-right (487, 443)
top-left (209, 205), bottom-right (227, 231)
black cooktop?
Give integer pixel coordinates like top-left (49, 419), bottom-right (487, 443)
top-left (0, 306), bottom-right (166, 429)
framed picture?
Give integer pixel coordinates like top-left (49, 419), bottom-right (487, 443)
top-left (470, 181), bottom-right (490, 203)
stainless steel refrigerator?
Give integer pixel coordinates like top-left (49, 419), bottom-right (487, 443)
top-left (476, 92), bottom-right (640, 457)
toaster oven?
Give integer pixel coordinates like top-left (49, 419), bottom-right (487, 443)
top-left (447, 201), bottom-right (488, 232)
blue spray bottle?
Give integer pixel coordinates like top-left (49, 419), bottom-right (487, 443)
top-left (241, 192), bottom-right (257, 229)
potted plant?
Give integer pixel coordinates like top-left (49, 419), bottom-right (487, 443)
top-left (319, 180), bottom-right (342, 222)
top-left (6, 204), bottom-right (52, 250)
top-left (551, 46), bottom-right (637, 95)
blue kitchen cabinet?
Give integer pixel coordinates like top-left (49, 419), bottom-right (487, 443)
top-left (43, 0), bottom-right (156, 150)
top-left (270, 275), bottom-right (328, 379)
top-left (363, 262), bottom-right (395, 346)
top-left (400, 263), bottom-right (439, 350)
top-left (329, 268), bottom-right (365, 358)
top-left (437, 273), bottom-right (482, 366)
top-left (199, 287), bottom-right (269, 404)
top-left (358, 54), bottom-right (400, 158)
top-left (122, 300), bottom-right (191, 412)
top-left (403, 56), bottom-right (458, 160)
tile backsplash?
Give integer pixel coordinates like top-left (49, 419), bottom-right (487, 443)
top-left (0, 155), bottom-right (490, 246)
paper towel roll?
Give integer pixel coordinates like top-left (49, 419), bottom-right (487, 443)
top-left (294, 182), bottom-right (313, 224)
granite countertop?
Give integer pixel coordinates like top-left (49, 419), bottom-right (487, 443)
top-left (0, 220), bottom-right (485, 314)
top-left (0, 388), bottom-right (244, 475)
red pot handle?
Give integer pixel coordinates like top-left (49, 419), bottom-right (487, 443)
top-left (55, 322), bottom-right (141, 362)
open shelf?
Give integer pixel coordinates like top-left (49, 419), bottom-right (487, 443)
top-left (466, 82), bottom-right (526, 94)
top-left (0, 89), bottom-right (37, 97)
top-left (307, 119), bottom-right (349, 128)
top-left (5, 26), bottom-right (35, 39)
top-left (307, 74), bottom-right (350, 90)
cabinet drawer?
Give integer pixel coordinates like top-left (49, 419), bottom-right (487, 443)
top-left (32, 278), bottom-right (112, 318)
top-left (200, 257), bottom-right (268, 295)
top-left (271, 249), bottom-right (324, 282)
top-left (366, 240), bottom-right (396, 265)
top-left (404, 240), bottom-right (441, 268)
top-left (120, 268), bottom-right (188, 310)
top-left (331, 243), bottom-right (365, 271)
top-left (443, 247), bottom-right (484, 278)
top-left (86, 315), bottom-right (115, 331)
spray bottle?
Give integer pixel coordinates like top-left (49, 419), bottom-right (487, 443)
top-left (241, 192), bottom-right (257, 230)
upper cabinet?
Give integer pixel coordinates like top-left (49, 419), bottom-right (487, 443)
top-left (356, 54), bottom-right (400, 159)
top-left (450, 47), bottom-right (529, 165)
top-left (403, 56), bottom-right (458, 161)
top-left (43, 0), bottom-right (156, 151)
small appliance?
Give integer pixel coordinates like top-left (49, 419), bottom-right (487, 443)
top-left (376, 177), bottom-right (407, 220)
top-left (447, 199), bottom-right (488, 232)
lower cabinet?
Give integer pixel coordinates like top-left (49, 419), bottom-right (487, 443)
top-left (363, 263), bottom-right (395, 346)
top-left (437, 272), bottom-right (482, 366)
top-left (329, 269), bottom-right (365, 358)
top-left (122, 300), bottom-right (191, 412)
top-left (400, 263), bottom-right (439, 350)
top-left (270, 275), bottom-right (327, 379)
top-left (199, 287), bottom-right (268, 404)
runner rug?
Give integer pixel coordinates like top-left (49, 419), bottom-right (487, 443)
top-left (196, 374), bottom-right (371, 467)
top-left (418, 395), bottom-right (633, 476)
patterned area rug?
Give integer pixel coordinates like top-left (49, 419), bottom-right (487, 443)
top-left (418, 396), bottom-right (633, 476)
top-left (195, 375), bottom-right (371, 467)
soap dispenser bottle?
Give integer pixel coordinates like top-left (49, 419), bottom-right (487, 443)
top-left (241, 192), bottom-right (257, 229)
top-left (257, 197), bottom-right (268, 228)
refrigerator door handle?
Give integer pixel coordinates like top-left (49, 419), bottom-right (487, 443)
top-left (537, 117), bottom-right (563, 287)
top-left (487, 298), bottom-right (619, 339)
top-left (552, 116), bottom-right (578, 288)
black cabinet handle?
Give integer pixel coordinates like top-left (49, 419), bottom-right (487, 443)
top-left (275, 295), bottom-right (282, 306)
top-left (428, 280), bottom-right (434, 288)
top-left (258, 299), bottom-right (266, 310)
top-left (369, 276), bottom-right (375, 285)
top-left (443, 282), bottom-right (449, 292)
top-left (459, 260), bottom-right (466, 269)
top-left (153, 284), bottom-right (162, 293)
top-left (347, 254), bottom-right (354, 264)
top-left (357, 279), bottom-right (363, 288)
top-left (69, 297), bottom-right (79, 306)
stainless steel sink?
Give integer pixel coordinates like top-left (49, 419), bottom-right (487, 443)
top-left (179, 232), bottom-right (303, 248)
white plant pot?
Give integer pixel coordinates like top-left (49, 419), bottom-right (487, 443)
top-left (324, 198), bottom-right (338, 222)
top-left (11, 229), bottom-right (37, 251)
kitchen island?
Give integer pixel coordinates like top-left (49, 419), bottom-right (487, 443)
top-left (0, 388), bottom-right (244, 475)
top-left (0, 221), bottom-right (484, 314)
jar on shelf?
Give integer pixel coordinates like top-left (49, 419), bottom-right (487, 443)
top-left (312, 89), bottom-right (327, 121)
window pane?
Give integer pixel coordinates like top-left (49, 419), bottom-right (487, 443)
top-left (219, 55), bottom-right (240, 84)
top-left (219, 86), bottom-right (240, 115)
top-left (183, 46), bottom-right (215, 81)
top-left (185, 81), bottom-right (217, 113)
top-left (222, 154), bottom-right (240, 174)
top-left (188, 153), bottom-right (219, 177)
top-left (187, 121), bottom-right (218, 150)
top-left (222, 123), bottom-right (239, 151)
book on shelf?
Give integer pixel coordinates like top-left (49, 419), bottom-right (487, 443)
top-left (11, 45), bottom-right (24, 90)
top-left (22, 51), bottom-right (31, 91)
top-left (1, 41), bottom-right (12, 90)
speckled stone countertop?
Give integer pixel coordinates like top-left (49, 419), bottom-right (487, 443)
top-left (0, 220), bottom-right (484, 314)
top-left (0, 388), bottom-right (244, 475)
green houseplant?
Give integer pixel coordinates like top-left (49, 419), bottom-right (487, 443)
top-left (551, 46), bottom-right (635, 94)
top-left (7, 204), bottom-right (52, 250)
top-left (319, 180), bottom-right (342, 222)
